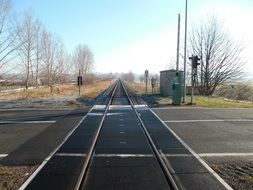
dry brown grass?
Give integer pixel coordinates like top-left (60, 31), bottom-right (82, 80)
top-left (125, 81), bottom-right (154, 95)
top-left (0, 79), bottom-right (113, 101)
top-left (81, 80), bottom-right (113, 100)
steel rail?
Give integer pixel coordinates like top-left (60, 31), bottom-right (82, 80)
top-left (120, 80), bottom-right (180, 190)
top-left (74, 81), bottom-right (119, 190)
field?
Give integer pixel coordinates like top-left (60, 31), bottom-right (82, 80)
top-left (0, 79), bottom-right (113, 108)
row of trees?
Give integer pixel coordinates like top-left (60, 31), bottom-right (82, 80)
top-left (0, 0), bottom-right (94, 90)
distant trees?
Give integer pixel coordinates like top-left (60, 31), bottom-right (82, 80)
top-left (216, 83), bottom-right (253, 101)
top-left (72, 44), bottom-right (94, 76)
top-left (0, 0), bottom-right (95, 90)
top-left (55, 42), bottom-right (71, 84)
top-left (122, 71), bottom-right (135, 82)
top-left (15, 11), bottom-right (74, 91)
top-left (34, 20), bottom-right (43, 87)
top-left (16, 12), bottom-right (39, 89)
top-left (190, 16), bottom-right (245, 96)
top-left (41, 31), bottom-right (57, 91)
top-left (139, 75), bottom-right (144, 83)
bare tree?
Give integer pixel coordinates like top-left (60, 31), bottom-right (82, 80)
top-left (55, 42), bottom-right (70, 84)
top-left (0, 0), bottom-right (17, 75)
top-left (139, 75), bottom-right (144, 83)
top-left (41, 30), bottom-right (57, 92)
top-left (190, 16), bottom-right (245, 96)
top-left (34, 20), bottom-right (43, 87)
top-left (216, 83), bottom-right (253, 101)
top-left (16, 12), bottom-right (38, 89)
top-left (72, 44), bottom-right (94, 76)
top-left (122, 71), bottom-right (135, 82)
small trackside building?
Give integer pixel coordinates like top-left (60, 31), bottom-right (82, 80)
top-left (160, 69), bottom-right (183, 96)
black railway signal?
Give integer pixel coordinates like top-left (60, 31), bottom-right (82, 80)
top-left (189, 55), bottom-right (201, 68)
top-left (77, 76), bottom-right (83, 86)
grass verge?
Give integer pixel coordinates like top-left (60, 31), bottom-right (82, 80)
top-left (126, 81), bottom-right (253, 108)
top-left (0, 79), bottom-right (113, 108)
top-left (184, 96), bottom-right (253, 108)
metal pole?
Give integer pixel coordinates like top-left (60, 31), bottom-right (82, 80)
top-left (145, 76), bottom-right (147, 94)
top-left (176, 14), bottom-right (180, 71)
top-left (78, 69), bottom-right (81, 96)
top-left (183, 0), bottom-right (188, 103)
top-left (191, 57), bottom-right (194, 104)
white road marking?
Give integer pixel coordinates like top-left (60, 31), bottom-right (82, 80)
top-left (0, 108), bottom-right (72, 111)
top-left (134, 105), bottom-right (148, 110)
top-left (153, 107), bottom-right (253, 110)
top-left (94, 154), bottom-right (154, 158)
top-left (3, 152), bottom-right (253, 159)
top-left (93, 105), bottom-right (106, 109)
top-left (164, 119), bottom-right (253, 123)
top-left (87, 113), bottom-right (103, 116)
top-left (199, 153), bottom-right (253, 157)
top-left (134, 105), bottom-right (147, 107)
top-left (149, 108), bottom-right (233, 190)
top-left (0, 120), bottom-right (56, 124)
top-left (106, 113), bottom-right (122, 116)
top-left (55, 153), bottom-right (86, 157)
top-left (153, 107), bottom-right (206, 110)
top-left (109, 105), bottom-right (131, 109)
top-left (165, 153), bottom-right (253, 157)
top-left (165, 154), bottom-right (193, 157)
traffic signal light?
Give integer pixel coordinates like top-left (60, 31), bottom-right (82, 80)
top-left (189, 55), bottom-right (200, 68)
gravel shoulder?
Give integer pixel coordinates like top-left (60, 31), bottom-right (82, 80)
top-left (211, 162), bottom-right (253, 190)
top-left (0, 166), bottom-right (38, 190)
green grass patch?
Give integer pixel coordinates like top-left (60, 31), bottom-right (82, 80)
top-left (187, 96), bottom-right (253, 108)
top-left (146, 95), bottom-right (253, 108)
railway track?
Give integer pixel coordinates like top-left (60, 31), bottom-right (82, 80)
top-left (77, 80), bottom-right (178, 190)
top-left (21, 79), bottom-right (229, 190)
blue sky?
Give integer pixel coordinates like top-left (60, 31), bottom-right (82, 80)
top-left (12, 0), bottom-right (253, 75)
top-left (13, 1), bottom-right (182, 54)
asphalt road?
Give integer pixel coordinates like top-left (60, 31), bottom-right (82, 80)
top-left (0, 108), bottom-right (71, 121)
top-left (153, 107), bottom-right (253, 163)
top-left (0, 109), bottom-right (72, 161)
